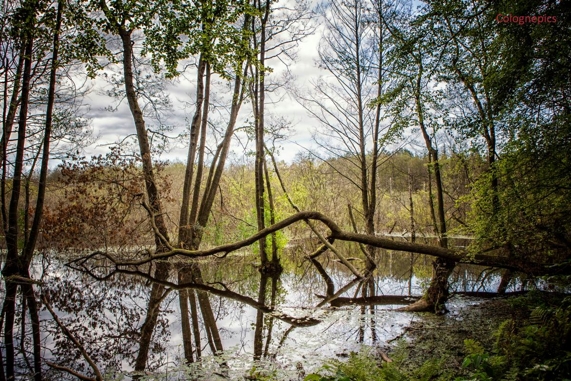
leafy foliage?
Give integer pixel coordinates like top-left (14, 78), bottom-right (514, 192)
top-left (305, 350), bottom-right (407, 381)
top-left (41, 150), bottom-right (174, 251)
top-left (459, 294), bottom-right (571, 381)
top-left (142, 0), bottom-right (256, 77)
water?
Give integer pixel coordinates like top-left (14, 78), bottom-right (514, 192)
top-left (2, 246), bottom-right (510, 380)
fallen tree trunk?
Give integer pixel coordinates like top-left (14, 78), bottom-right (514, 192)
top-left (73, 211), bottom-right (569, 277)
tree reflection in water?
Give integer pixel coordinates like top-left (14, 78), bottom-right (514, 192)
top-left (10, 238), bottom-right (505, 380)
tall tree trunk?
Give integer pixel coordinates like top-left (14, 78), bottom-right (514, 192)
top-left (365, 0), bottom-right (385, 272)
top-left (23, 0), bottom-right (63, 264)
top-left (5, 22), bottom-right (34, 275)
top-left (176, 57), bottom-right (247, 365)
top-left (1, 6), bottom-right (35, 377)
top-left (263, 155), bottom-right (281, 271)
top-left (177, 57), bottom-right (209, 364)
top-left (188, 63), bottom-right (211, 228)
top-left (1, 2), bottom-right (64, 378)
top-left (252, 0), bottom-right (270, 265)
top-left (402, 68), bottom-right (455, 312)
top-left (179, 57), bottom-right (206, 247)
top-left (118, 28), bottom-right (172, 373)
top-left (119, 28), bottom-right (170, 251)
top-left (195, 64), bottom-right (247, 243)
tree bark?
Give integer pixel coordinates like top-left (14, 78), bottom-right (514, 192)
top-left (23, 0), bottom-right (63, 264)
top-left (179, 57), bottom-right (206, 247)
top-left (176, 16), bottom-right (249, 362)
top-left (119, 28), bottom-right (170, 251)
top-left (251, 0), bottom-right (271, 265)
top-left (177, 56), bottom-right (208, 364)
top-left (497, 269), bottom-right (512, 294)
top-left (402, 60), bottom-right (455, 312)
top-left (117, 27), bottom-right (173, 373)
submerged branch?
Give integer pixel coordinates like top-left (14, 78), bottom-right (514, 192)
top-left (322, 295), bottom-right (421, 307)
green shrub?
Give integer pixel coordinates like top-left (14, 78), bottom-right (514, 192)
top-left (460, 294), bottom-right (571, 381)
top-left (304, 350), bottom-right (407, 381)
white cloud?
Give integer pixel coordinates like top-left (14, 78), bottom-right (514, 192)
top-left (80, 4), bottom-right (327, 165)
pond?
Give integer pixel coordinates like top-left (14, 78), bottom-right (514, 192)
top-left (2, 241), bottom-right (518, 380)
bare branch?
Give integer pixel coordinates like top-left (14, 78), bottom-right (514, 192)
top-left (42, 294), bottom-right (104, 381)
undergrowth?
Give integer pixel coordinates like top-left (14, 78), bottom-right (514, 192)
top-left (305, 292), bottom-right (571, 381)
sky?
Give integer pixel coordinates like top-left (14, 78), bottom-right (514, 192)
top-left (77, 0), bottom-right (425, 168)
top-left (82, 3), bottom-right (327, 165)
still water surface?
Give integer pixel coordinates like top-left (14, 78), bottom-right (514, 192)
top-left (5, 245), bottom-right (509, 380)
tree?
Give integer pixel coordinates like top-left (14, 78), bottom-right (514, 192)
top-left (88, 0), bottom-right (180, 371)
top-left (0, 0), bottom-right (100, 378)
top-left (465, 0), bottom-right (571, 272)
top-left (247, 0), bottom-right (314, 359)
top-left (298, 0), bottom-right (399, 263)
top-left (87, 0), bottom-right (259, 370)
top-left (379, 1), bottom-right (457, 312)
top-left (294, 0), bottom-right (406, 339)
top-left (163, 1), bottom-right (254, 365)
top-left (381, 0), bottom-right (571, 309)
top-left (247, 0), bottom-right (314, 272)
top-left (429, 0), bottom-right (571, 293)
